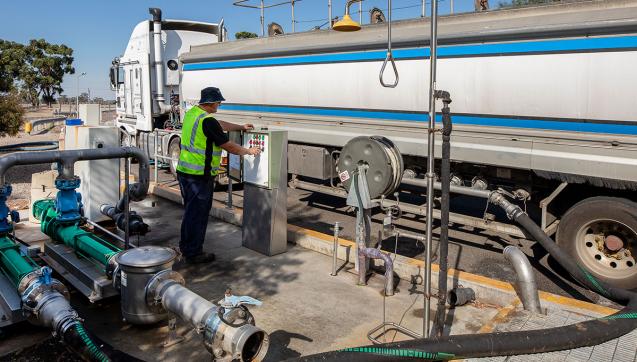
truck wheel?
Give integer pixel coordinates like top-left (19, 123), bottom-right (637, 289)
top-left (556, 197), bottom-right (637, 290)
top-left (120, 129), bottom-right (132, 147)
top-left (168, 138), bottom-right (180, 176)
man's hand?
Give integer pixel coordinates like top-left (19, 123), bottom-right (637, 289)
top-left (246, 147), bottom-right (262, 156)
top-left (242, 124), bottom-right (255, 131)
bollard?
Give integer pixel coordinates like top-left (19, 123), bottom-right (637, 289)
top-left (331, 222), bottom-right (341, 276)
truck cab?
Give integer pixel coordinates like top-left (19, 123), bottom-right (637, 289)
top-left (110, 8), bottom-right (225, 139)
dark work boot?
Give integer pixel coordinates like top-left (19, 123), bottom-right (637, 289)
top-left (185, 252), bottom-right (216, 265)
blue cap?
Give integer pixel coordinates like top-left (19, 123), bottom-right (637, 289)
top-left (199, 87), bottom-right (226, 104)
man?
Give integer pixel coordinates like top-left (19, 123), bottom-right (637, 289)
top-left (177, 87), bottom-right (261, 264)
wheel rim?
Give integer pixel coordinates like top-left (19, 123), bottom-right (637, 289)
top-left (575, 219), bottom-right (636, 281)
top-left (170, 144), bottom-right (179, 173)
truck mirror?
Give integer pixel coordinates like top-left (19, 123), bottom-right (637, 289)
top-left (109, 67), bottom-right (116, 90)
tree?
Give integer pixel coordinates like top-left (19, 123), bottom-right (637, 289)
top-left (0, 40), bottom-right (26, 93)
top-left (25, 39), bottom-right (75, 107)
top-left (0, 93), bottom-right (24, 137)
top-left (78, 92), bottom-right (89, 103)
top-left (235, 31), bottom-right (258, 39)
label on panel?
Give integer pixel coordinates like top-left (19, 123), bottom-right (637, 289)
top-left (242, 132), bottom-right (269, 188)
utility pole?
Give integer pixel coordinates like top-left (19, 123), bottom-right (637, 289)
top-left (76, 72), bottom-right (86, 117)
top-left (359, 0), bottom-right (362, 24)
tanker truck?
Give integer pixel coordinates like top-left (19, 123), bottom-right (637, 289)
top-left (112, 2), bottom-right (637, 290)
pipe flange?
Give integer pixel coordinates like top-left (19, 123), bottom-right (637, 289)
top-left (105, 254), bottom-right (119, 279)
top-left (21, 279), bottom-right (70, 320)
top-left (17, 271), bottom-right (40, 295)
top-left (145, 270), bottom-right (185, 313)
top-left (202, 308), bottom-right (223, 354)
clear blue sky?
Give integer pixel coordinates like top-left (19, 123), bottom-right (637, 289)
top-left (0, 0), bottom-right (481, 100)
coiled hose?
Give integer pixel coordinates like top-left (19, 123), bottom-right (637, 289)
top-left (293, 183), bottom-right (637, 361)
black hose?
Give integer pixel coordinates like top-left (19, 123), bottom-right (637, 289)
top-left (293, 184), bottom-right (637, 361)
top-left (62, 323), bottom-right (111, 362)
top-left (100, 204), bottom-right (149, 236)
top-left (433, 92), bottom-right (452, 337)
top-left (62, 322), bottom-right (144, 362)
top-left (0, 141), bottom-right (59, 153)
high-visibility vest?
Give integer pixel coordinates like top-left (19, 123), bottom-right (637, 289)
top-left (176, 106), bottom-right (222, 176)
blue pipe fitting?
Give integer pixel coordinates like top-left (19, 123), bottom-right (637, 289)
top-left (54, 178), bottom-right (83, 223)
top-left (0, 183), bottom-right (15, 234)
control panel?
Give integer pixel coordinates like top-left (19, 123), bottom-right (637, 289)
top-left (240, 130), bottom-right (286, 189)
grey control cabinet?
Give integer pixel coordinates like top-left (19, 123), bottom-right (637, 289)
top-left (241, 130), bottom-right (288, 256)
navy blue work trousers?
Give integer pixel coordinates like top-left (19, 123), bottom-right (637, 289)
top-left (177, 173), bottom-right (215, 258)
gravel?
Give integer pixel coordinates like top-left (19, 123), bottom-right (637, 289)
top-left (1, 127), bottom-right (61, 201)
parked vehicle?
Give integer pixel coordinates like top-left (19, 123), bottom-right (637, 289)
top-left (112, 2), bottom-right (637, 289)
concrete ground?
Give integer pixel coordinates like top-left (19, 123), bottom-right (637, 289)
top-left (2, 196), bottom-right (499, 361)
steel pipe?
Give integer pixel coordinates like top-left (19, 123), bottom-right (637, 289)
top-left (503, 246), bottom-right (542, 313)
top-left (158, 282), bottom-right (269, 361)
top-left (0, 147), bottom-right (150, 202)
top-left (358, 246), bottom-right (395, 296)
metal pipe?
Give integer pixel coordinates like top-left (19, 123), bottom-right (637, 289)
top-left (401, 177), bottom-right (493, 200)
top-left (328, 0), bottom-right (332, 29)
top-left (124, 158), bottom-right (130, 248)
top-left (423, 0), bottom-right (440, 338)
top-left (503, 246), bottom-right (542, 314)
top-left (100, 204), bottom-right (149, 236)
top-left (159, 282), bottom-right (269, 361)
top-left (359, 246), bottom-right (395, 296)
top-left (149, 8), bottom-right (167, 113)
top-left (85, 219), bottom-right (127, 245)
top-left (331, 222), bottom-right (341, 276)
top-left (261, 0), bottom-right (265, 36)
top-left (292, 0), bottom-right (296, 32)
top-left (0, 146), bottom-right (150, 202)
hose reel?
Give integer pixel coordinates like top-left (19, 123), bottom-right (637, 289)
top-left (337, 136), bottom-right (403, 200)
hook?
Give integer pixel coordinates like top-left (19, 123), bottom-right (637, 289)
top-left (380, 52), bottom-right (399, 88)
top-left (379, 0), bottom-right (399, 88)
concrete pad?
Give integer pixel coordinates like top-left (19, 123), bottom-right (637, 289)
top-left (70, 197), bottom-right (498, 361)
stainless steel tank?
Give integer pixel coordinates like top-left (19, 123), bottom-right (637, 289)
top-left (116, 246), bottom-right (177, 324)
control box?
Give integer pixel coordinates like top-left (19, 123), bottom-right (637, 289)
top-left (64, 126), bottom-right (119, 222)
top-left (241, 129), bottom-right (288, 256)
top-left (241, 130), bottom-right (287, 190)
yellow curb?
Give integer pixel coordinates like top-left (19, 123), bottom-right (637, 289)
top-left (477, 299), bottom-right (521, 334)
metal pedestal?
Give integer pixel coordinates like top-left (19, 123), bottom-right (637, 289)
top-left (41, 242), bottom-right (118, 302)
top-left (0, 274), bottom-right (23, 327)
top-left (241, 130), bottom-right (288, 256)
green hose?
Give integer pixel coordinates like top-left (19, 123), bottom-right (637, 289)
top-left (73, 323), bottom-right (110, 362)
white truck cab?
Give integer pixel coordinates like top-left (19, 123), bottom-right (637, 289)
top-left (110, 8), bottom-right (225, 138)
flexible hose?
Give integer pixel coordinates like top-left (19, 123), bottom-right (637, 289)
top-left (0, 141), bottom-right (59, 153)
top-left (62, 323), bottom-right (111, 362)
top-left (62, 322), bottom-right (143, 362)
top-left (433, 93), bottom-right (452, 337)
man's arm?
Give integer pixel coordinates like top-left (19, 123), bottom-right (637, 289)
top-left (218, 120), bottom-right (254, 132)
top-left (219, 141), bottom-right (261, 156)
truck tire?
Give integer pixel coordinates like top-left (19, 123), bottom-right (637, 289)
top-left (168, 138), bottom-right (181, 176)
top-left (556, 197), bottom-right (637, 290)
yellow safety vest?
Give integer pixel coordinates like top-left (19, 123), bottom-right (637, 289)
top-left (176, 106), bottom-right (222, 176)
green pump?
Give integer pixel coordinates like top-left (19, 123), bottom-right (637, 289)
top-left (33, 199), bottom-right (121, 271)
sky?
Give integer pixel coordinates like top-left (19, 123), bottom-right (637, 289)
top-left (0, 0), bottom-right (480, 100)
